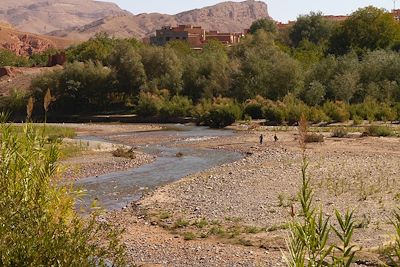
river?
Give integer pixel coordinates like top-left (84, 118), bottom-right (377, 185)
top-left (74, 125), bottom-right (243, 211)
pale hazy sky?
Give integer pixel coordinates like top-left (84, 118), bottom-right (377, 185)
top-left (105, 0), bottom-right (395, 22)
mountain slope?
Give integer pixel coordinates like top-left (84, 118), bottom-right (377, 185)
top-left (0, 23), bottom-right (74, 56)
top-left (0, 0), bottom-right (127, 34)
top-left (49, 0), bottom-right (270, 40)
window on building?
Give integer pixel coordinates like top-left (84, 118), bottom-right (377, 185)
top-left (176, 37), bottom-right (180, 39)
top-left (166, 37), bottom-right (170, 41)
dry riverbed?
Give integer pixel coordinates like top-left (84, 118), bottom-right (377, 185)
top-left (123, 128), bottom-right (400, 266)
top-left (60, 123), bottom-right (400, 266)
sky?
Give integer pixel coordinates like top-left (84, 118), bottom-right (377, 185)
top-left (105, 0), bottom-right (396, 22)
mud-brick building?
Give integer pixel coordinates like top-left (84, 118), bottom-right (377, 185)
top-left (150, 25), bottom-right (205, 47)
top-left (149, 24), bottom-right (245, 48)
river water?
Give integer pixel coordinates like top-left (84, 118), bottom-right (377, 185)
top-left (74, 125), bottom-right (243, 211)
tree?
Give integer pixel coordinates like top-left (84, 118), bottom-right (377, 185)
top-left (289, 12), bottom-right (333, 47)
top-left (182, 40), bottom-right (232, 100)
top-left (108, 41), bottom-right (147, 98)
top-left (249, 18), bottom-right (278, 35)
top-left (66, 32), bottom-right (116, 64)
top-left (330, 72), bottom-right (360, 103)
top-left (140, 46), bottom-right (183, 94)
top-left (303, 81), bottom-right (326, 106)
top-left (329, 6), bottom-right (400, 55)
top-left (231, 31), bottom-right (303, 101)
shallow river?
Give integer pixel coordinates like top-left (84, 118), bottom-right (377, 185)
top-left (74, 125), bottom-right (243, 211)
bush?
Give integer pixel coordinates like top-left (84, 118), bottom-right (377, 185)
top-left (159, 95), bottom-right (193, 118)
top-left (262, 102), bottom-right (286, 124)
top-left (0, 49), bottom-right (29, 67)
top-left (0, 89), bottom-right (29, 117)
top-left (0, 119), bottom-right (126, 266)
top-left (304, 133), bottom-right (324, 143)
top-left (363, 125), bottom-right (393, 137)
top-left (136, 91), bottom-right (164, 117)
top-left (308, 107), bottom-right (329, 123)
top-left (331, 127), bottom-right (348, 138)
top-left (206, 106), bottom-right (238, 128)
top-left (323, 101), bottom-right (350, 122)
top-left (243, 101), bottom-right (263, 119)
top-left (376, 104), bottom-right (397, 122)
top-left (194, 97), bottom-right (242, 128)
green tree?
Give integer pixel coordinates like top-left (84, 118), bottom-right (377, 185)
top-left (182, 40), bottom-right (232, 100)
top-left (66, 32), bottom-right (116, 63)
top-left (231, 31), bottom-right (303, 101)
top-left (249, 18), bottom-right (278, 35)
top-left (329, 6), bottom-right (400, 55)
top-left (140, 46), bottom-right (183, 94)
top-left (108, 41), bottom-right (147, 98)
top-left (289, 12), bottom-right (333, 47)
top-left (303, 81), bottom-right (326, 106)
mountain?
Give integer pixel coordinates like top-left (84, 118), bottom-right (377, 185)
top-left (0, 22), bottom-right (74, 56)
top-left (48, 0), bottom-right (270, 40)
top-left (0, 0), bottom-right (127, 35)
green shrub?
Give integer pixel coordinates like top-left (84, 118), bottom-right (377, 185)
top-left (323, 101), bottom-right (350, 122)
top-left (332, 127), bottom-right (348, 138)
top-left (136, 91), bottom-right (164, 117)
top-left (376, 104), bottom-right (397, 122)
top-left (159, 95), bottom-right (193, 118)
top-left (0, 119), bottom-right (126, 266)
top-left (196, 97), bottom-right (242, 128)
top-left (352, 115), bottom-right (363, 125)
top-left (0, 49), bottom-right (29, 67)
top-left (262, 102), bottom-right (286, 124)
top-left (304, 133), bottom-right (324, 143)
top-left (308, 107), bottom-right (329, 123)
top-left (183, 232), bottom-right (196, 240)
top-left (206, 106), bottom-right (238, 128)
top-left (0, 89), bottom-right (29, 117)
top-left (243, 101), bottom-right (263, 119)
top-left (283, 95), bottom-right (309, 125)
top-left (364, 125), bottom-right (393, 137)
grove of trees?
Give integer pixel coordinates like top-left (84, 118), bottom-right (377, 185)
top-left (2, 6), bottom-right (400, 127)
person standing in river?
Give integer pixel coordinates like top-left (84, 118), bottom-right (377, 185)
top-left (259, 134), bottom-right (264, 145)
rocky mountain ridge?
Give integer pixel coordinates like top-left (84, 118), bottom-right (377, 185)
top-left (51, 0), bottom-right (269, 39)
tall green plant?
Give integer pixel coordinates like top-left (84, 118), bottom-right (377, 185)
top-left (0, 114), bottom-right (126, 266)
top-left (284, 115), bottom-right (358, 267)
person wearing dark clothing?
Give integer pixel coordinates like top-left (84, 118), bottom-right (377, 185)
top-left (274, 134), bottom-right (278, 142)
top-left (259, 134), bottom-right (264, 145)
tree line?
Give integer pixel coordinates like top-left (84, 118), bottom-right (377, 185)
top-left (2, 6), bottom-right (400, 126)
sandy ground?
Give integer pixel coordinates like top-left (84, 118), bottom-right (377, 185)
top-left (61, 123), bottom-right (400, 266)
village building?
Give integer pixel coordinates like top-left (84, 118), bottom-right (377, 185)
top-left (149, 24), bottom-right (245, 48)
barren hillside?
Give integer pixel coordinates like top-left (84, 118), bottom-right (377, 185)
top-left (0, 0), bottom-right (127, 34)
top-left (49, 0), bottom-right (270, 39)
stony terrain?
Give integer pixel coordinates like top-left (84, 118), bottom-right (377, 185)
top-left (57, 123), bottom-right (400, 266)
top-left (61, 151), bottom-right (155, 181)
top-left (124, 128), bottom-right (400, 266)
